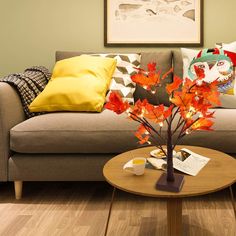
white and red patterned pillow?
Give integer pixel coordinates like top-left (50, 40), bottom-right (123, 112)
top-left (181, 46), bottom-right (236, 108)
top-left (215, 41), bottom-right (236, 107)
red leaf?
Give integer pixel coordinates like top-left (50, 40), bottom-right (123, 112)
top-left (194, 65), bottom-right (205, 79)
top-left (224, 50), bottom-right (236, 66)
top-left (104, 92), bottom-right (129, 114)
top-left (147, 62), bottom-right (156, 72)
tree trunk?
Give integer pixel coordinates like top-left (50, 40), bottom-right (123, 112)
top-left (166, 123), bottom-right (175, 182)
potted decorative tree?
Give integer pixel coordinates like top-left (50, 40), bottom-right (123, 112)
top-left (105, 63), bottom-right (220, 192)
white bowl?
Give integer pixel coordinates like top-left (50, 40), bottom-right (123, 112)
top-left (150, 148), bottom-right (176, 159)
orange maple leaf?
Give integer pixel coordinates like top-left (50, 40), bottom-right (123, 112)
top-left (131, 71), bottom-right (161, 89)
top-left (202, 111), bottom-right (215, 119)
top-left (131, 99), bottom-right (149, 118)
top-left (190, 118), bottom-right (214, 131)
top-left (147, 71), bottom-right (161, 86)
top-left (205, 90), bottom-right (221, 106)
top-left (161, 67), bottom-right (173, 80)
top-left (144, 104), bottom-right (165, 123)
top-left (166, 76), bottom-right (182, 94)
top-left (135, 124), bottom-right (150, 144)
top-left (171, 91), bottom-right (194, 109)
top-left (164, 105), bottom-right (174, 119)
top-left (131, 73), bottom-right (148, 86)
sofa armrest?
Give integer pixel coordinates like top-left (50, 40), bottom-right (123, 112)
top-left (0, 82), bottom-right (25, 181)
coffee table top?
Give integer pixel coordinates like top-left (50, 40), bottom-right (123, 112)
top-left (103, 146), bottom-right (236, 198)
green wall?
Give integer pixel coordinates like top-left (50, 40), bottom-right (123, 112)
top-left (0, 0), bottom-right (236, 77)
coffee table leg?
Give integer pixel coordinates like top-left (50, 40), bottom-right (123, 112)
top-left (229, 185), bottom-right (236, 218)
top-left (167, 198), bottom-right (182, 236)
top-left (104, 187), bottom-right (116, 236)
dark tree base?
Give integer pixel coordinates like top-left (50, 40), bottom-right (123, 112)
top-left (156, 173), bottom-right (185, 193)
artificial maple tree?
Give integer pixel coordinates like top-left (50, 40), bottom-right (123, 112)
top-left (105, 63), bottom-right (220, 189)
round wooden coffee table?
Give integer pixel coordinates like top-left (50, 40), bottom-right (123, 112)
top-left (103, 146), bottom-right (236, 236)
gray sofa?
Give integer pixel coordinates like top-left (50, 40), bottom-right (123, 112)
top-left (1, 50), bottom-right (236, 199)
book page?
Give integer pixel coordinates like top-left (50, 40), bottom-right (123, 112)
top-left (173, 148), bottom-right (210, 176)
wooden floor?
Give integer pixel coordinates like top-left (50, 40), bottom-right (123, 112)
top-left (0, 182), bottom-right (235, 236)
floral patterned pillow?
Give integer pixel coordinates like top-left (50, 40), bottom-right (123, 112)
top-left (181, 47), bottom-right (236, 108)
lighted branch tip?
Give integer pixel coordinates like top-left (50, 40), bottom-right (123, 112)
top-left (190, 106), bottom-right (196, 112)
top-left (186, 113), bottom-right (192, 119)
top-left (185, 129), bottom-right (191, 135)
top-left (126, 108), bottom-right (132, 115)
top-left (150, 88), bottom-right (156, 94)
top-left (139, 109), bottom-right (145, 118)
top-left (196, 80), bottom-right (203, 86)
top-left (186, 106), bottom-right (196, 118)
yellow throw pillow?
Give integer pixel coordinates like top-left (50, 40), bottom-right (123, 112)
top-left (29, 55), bottom-right (117, 112)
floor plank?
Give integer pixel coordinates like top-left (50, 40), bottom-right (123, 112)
top-left (0, 182), bottom-right (235, 236)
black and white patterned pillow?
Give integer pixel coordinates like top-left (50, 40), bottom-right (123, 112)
top-left (92, 53), bottom-right (141, 104)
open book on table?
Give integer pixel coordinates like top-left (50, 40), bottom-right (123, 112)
top-left (172, 148), bottom-right (210, 176)
top-left (147, 148), bottom-right (210, 176)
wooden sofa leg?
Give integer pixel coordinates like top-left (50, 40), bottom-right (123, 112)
top-left (14, 181), bottom-right (23, 200)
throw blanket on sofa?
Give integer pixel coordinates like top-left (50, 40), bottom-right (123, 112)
top-left (0, 66), bottom-right (51, 118)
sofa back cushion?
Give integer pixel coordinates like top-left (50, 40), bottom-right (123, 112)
top-left (56, 51), bottom-right (84, 61)
top-left (135, 51), bottom-right (173, 106)
top-left (172, 49), bottom-right (184, 79)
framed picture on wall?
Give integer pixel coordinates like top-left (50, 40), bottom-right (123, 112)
top-left (104, 0), bottom-right (203, 47)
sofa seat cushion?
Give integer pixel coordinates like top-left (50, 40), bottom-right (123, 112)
top-left (10, 108), bottom-right (236, 154)
top-left (177, 108), bottom-right (236, 153)
top-left (10, 110), bottom-right (140, 154)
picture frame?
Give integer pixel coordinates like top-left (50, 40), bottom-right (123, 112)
top-left (104, 0), bottom-right (203, 47)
